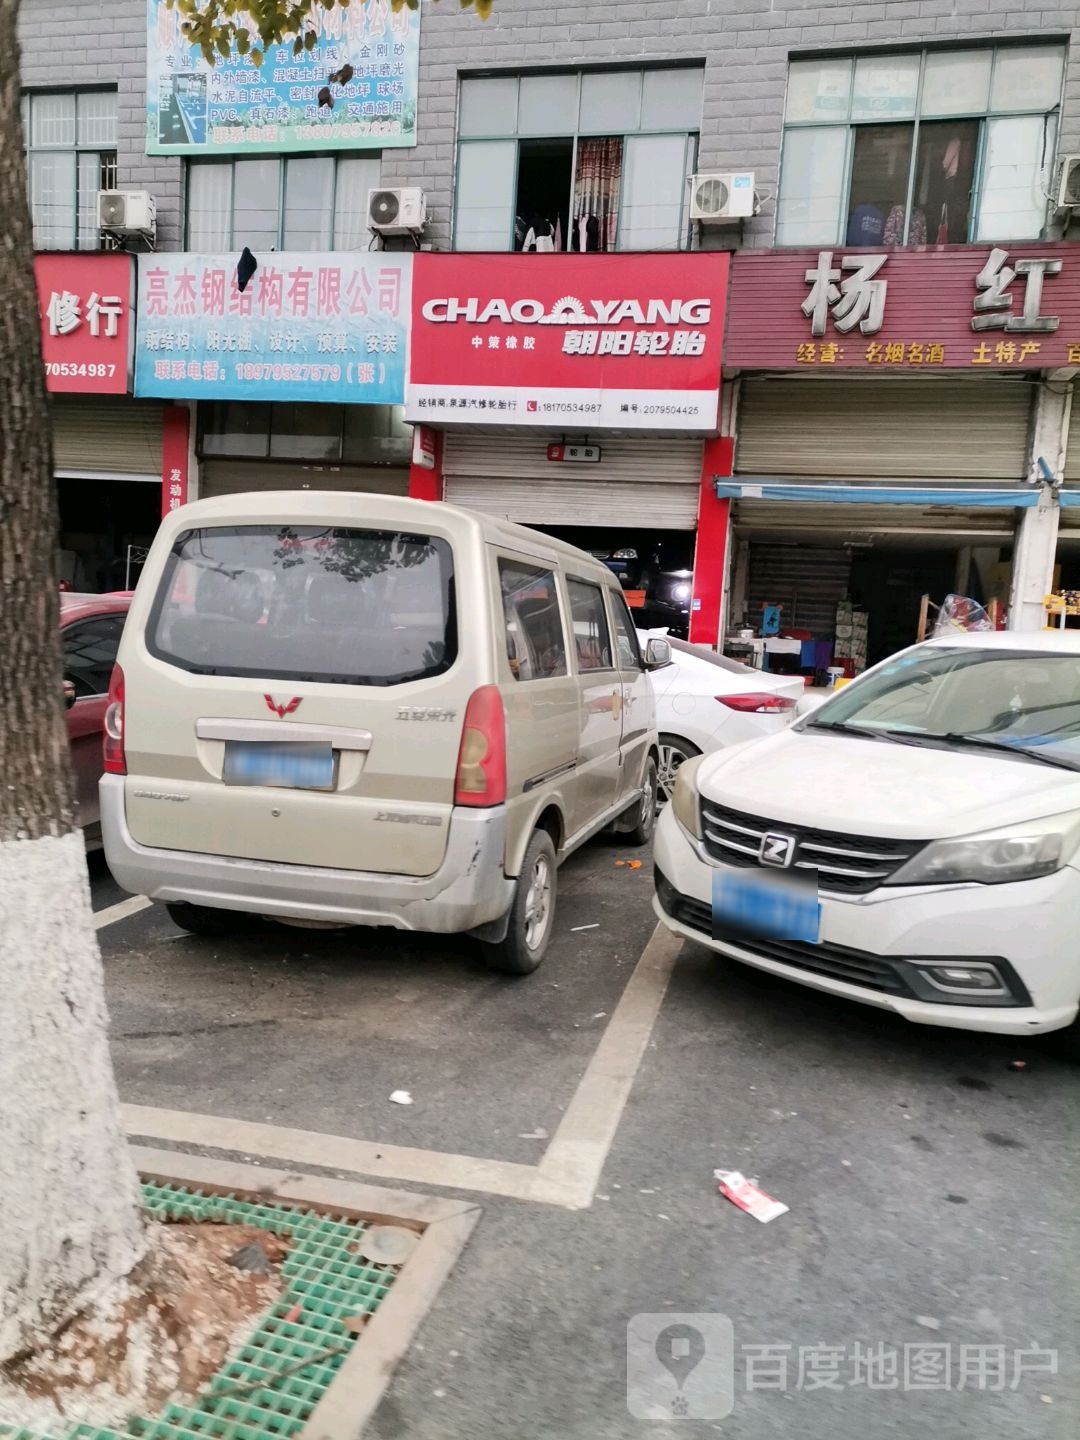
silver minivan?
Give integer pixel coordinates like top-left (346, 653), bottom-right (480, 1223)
top-left (101, 491), bottom-right (666, 972)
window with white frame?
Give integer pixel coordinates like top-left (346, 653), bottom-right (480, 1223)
top-left (454, 66), bottom-right (702, 253)
top-left (776, 44), bottom-right (1064, 248)
top-left (186, 154), bottom-right (381, 251)
top-left (22, 90), bottom-right (117, 250)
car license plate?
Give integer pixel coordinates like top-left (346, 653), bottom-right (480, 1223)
top-left (712, 868), bottom-right (820, 945)
top-left (223, 741), bottom-right (333, 790)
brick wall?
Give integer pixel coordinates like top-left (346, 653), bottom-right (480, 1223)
top-left (16, 0), bottom-right (1080, 255)
top-left (392, 0), bottom-right (1080, 251)
top-left (18, 0), bottom-right (183, 249)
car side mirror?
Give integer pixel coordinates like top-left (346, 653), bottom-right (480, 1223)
top-left (644, 637), bottom-right (672, 670)
top-left (62, 679), bottom-right (77, 710)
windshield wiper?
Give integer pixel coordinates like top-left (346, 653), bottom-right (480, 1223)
top-left (807, 721), bottom-right (922, 745)
top-left (902, 732), bottom-right (1080, 771)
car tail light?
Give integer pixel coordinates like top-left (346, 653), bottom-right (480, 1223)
top-left (455, 685), bottom-right (506, 806)
top-left (103, 664), bottom-right (126, 775)
top-left (717, 692), bottom-right (797, 714)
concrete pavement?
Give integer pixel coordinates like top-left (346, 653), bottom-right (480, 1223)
top-left (91, 842), bottom-right (1079, 1439)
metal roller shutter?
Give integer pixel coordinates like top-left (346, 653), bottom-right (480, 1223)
top-left (747, 545), bottom-right (852, 639)
top-left (734, 498), bottom-right (1022, 539)
top-left (52, 396), bottom-right (164, 480)
top-left (736, 377), bottom-right (1033, 482)
top-left (443, 434), bottom-right (701, 528)
top-left (1064, 387), bottom-right (1080, 482)
top-left (199, 460), bottom-right (410, 499)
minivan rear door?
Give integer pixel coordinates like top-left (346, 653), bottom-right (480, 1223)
top-left (566, 575), bottom-right (623, 833)
top-left (123, 522), bottom-right (465, 878)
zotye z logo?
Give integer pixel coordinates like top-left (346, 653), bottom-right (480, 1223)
top-left (264, 694), bottom-right (302, 718)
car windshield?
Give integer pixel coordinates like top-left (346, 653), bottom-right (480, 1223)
top-left (148, 524), bottom-right (457, 686)
top-left (809, 646), bottom-right (1080, 770)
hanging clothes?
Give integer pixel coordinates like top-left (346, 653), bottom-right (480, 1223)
top-left (572, 138), bottom-right (622, 252)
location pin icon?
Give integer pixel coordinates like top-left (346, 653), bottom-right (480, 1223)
top-left (655, 1323), bottom-right (706, 1393)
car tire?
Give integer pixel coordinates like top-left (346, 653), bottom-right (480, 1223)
top-left (657, 734), bottom-right (701, 809)
top-left (621, 756), bottom-right (659, 847)
top-left (165, 902), bottom-right (260, 937)
top-left (1047, 1013), bottom-right (1080, 1063)
top-left (483, 828), bottom-right (558, 976)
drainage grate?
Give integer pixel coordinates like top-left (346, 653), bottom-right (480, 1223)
top-left (1, 1182), bottom-right (403, 1440)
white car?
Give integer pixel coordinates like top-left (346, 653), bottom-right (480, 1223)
top-left (639, 630), bottom-right (803, 805)
top-left (654, 630), bottom-right (1080, 1052)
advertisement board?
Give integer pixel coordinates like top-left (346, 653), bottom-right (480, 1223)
top-left (134, 252), bottom-right (411, 405)
top-left (36, 253), bottom-right (134, 395)
top-left (726, 244), bottom-right (1080, 371)
top-left (406, 253), bottom-right (728, 431)
top-left (146, 0), bottom-right (420, 155)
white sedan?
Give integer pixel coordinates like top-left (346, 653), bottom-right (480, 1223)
top-left (639, 630), bottom-right (804, 805)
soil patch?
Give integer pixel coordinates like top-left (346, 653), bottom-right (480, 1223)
top-left (0, 1221), bottom-right (287, 1434)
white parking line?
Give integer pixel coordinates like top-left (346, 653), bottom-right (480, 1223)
top-left (120, 921), bottom-right (683, 1209)
top-left (531, 923), bottom-right (682, 1208)
top-left (94, 895), bottom-right (153, 930)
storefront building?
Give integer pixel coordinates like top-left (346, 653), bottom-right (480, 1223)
top-left (34, 251), bottom-right (175, 591)
top-left (402, 251), bottom-right (730, 638)
top-left (717, 243), bottom-right (1080, 674)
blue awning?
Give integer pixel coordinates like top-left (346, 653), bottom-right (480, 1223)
top-left (714, 481), bottom-right (1040, 508)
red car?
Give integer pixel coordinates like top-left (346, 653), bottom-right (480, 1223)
top-left (61, 591), bottom-right (132, 842)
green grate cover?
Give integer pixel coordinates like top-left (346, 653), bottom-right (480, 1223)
top-left (1, 1182), bottom-right (401, 1440)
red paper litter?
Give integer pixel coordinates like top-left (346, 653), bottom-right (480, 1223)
top-left (714, 1169), bottom-right (789, 1223)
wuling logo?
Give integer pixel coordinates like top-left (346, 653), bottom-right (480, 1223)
top-left (264, 695), bottom-right (302, 718)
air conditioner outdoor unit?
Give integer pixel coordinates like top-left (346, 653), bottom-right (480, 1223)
top-left (367, 187), bottom-right (427, 235)
top-left (689, 172), bottom-right (755, 224)
top-left (1056, 155), bottom-right (1080, 210)
top-left (97, 189), bottom-right (156, 237)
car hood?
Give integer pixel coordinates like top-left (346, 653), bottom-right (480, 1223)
top-left (696, 726), bottom-right (1080, 839)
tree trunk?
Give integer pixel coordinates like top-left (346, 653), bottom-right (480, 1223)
top-left (0, 0), bottom-right (144, 1364)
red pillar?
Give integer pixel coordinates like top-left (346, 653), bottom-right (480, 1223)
top-left (160, 403), bottom-right (190, 519)
top-left (409, 424), bottom-right (444, 501)
top-left (688, 434), bottom-right (733, 647)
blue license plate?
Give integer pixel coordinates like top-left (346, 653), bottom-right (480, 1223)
top-left (712, 868), bottom-right (820, 945)
top-left (223, 741), bottom-right (334, 790)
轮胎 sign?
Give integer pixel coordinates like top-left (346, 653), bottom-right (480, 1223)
top-left (134, 252), bottom-right (411, 405)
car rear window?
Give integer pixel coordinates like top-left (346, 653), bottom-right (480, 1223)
top-left (148, 525), bottom-right (456, 686)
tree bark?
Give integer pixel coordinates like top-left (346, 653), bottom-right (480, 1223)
top-left (0, 0), bottom-right (144, 1364)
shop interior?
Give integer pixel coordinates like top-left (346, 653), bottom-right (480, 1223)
top-left (538, 525), bottom-right (696, 637)
top-left (724, 521), bottom-right (1019, 683)
top-left (57, 478), bottom-right (161, 593)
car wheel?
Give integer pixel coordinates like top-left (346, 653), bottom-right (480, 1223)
top-left (1047, 1013), bottom-right (1080, 1063)
top-left (621, 756), bottom-right (659, 847)
top-left (165, 902), bottom-right (261, 937)
top-left (657, 735), bottom-right (700, 809)
top-left (483, 828), bottom-right (558, 976)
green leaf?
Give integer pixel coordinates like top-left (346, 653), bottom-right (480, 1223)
top-left (304, 28), bottom-right (317, 50)
top-left (236, 30), bottom-right (249, 53)
top-left (251, 48), bottom-right (264, 66)
top-left (217, 31), bottom-right (232, 57)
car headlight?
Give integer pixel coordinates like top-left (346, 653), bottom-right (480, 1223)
top-left (889, 813), bottom-right (1080, 887)
top-left (672, 754), bottom-right (705, 839)
top-left (671, 582), bottom-right (691, 602)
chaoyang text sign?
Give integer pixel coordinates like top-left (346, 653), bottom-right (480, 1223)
top-left (405, 253), bottom-right (728, 430)
top-left (134, 252), bottom-right (411, 404)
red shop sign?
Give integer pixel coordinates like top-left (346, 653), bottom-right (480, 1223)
top-left (725, 243), bottom-right (1080, 372)
top-left (406, 252), bottom-right (728, 431)
top-left (35, 252), bottom-right (134, 395)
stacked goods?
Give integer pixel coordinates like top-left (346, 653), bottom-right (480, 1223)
top-left (834, 601), bottom-right (869, 674)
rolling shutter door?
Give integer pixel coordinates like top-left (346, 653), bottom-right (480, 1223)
top-left (199, 460), bottom-right (410, 499)
top-left (443, 434), bottom-right (701, 528)
top-left (734, 498), bottom-right (1021, 539)
top-left (736, 377), bottom-right (1033, 482)
top-left (747, 544), bottom-right (851, 639)
top-left (1063, 385), bottom-right (1080, 482)
top-left (52, 396), bottom-right (164, 481)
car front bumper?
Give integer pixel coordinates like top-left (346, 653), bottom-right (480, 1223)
top-left (100, 773), bottom-right (515, 934)
top-left (652, 803), bottom-right (1080, 1037)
